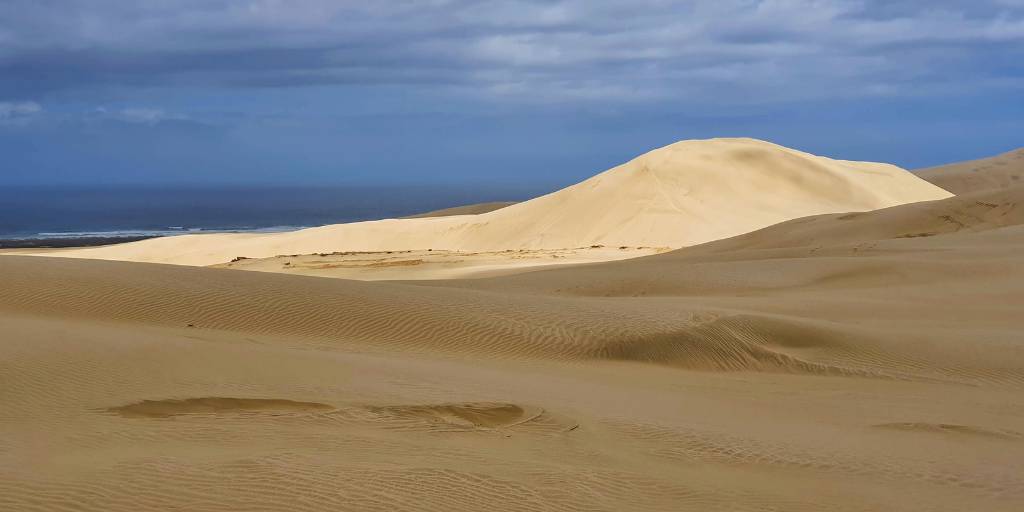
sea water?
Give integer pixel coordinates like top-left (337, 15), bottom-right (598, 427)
top-left (0, 184), bottom-right (533, 244)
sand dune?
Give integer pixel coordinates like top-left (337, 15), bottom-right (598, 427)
top-left (44, 138), bottom-right (950, 266)
top-left (5, 146), bottom-right (1024, 511)
top-left (918, 147), bottom-right (1024, 194)
top-left (209, 184), bottom-right (1024, 281)
top-left (668, 184), bottom-right (1024, 255)
top-left (212, 246), bottom-right (668, 280)
top-left (3, 200), bottom-right (1024, 510)
top-left (403, 201), bottom-right (517, 218)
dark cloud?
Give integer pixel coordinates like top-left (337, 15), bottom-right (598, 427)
top-left (1, 1), bottom-right (1021, 102)
top-left (1, 1), bottom-right (1022, 186)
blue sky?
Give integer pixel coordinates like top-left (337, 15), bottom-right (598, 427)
top-left (1, 0), bottom-right (1022, 187)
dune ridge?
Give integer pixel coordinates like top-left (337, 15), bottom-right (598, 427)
top-left (669, 184), bottom-right (1024, 255)
top-left (403, 201), bottom-right (517, 218)
top-left (918, 147), bottom-right (1024, 194)
top-left (42, 138), bottom-right (950, 266)
top-left (208, 184), bottom-right (1023, 281)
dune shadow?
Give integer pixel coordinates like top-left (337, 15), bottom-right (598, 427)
top-left (104, 397), bottom-right (335, 418)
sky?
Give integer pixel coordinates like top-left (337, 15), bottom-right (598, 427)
top-left (1, 0), bottom-right (1022, 187)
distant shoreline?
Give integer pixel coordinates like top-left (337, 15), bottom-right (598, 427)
top-left (0, 201), bottom-right (519, 250)
top-left (0, 236), bottom-right (158, 249)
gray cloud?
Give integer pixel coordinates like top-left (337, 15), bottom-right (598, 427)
top-left (1, 0), bottom-right (1022, 104)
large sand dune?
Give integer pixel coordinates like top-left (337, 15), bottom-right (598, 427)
top-left (4, 147), bottom-right (1022, 511)
top-left (3, 176), bottom-right (1024, 510)
top-left (211, 184), bottom-right (1023, 281)
top-left (918, 147), bottom-right (1024, 194)
top-left (403, 201), bottom-right (516, 218)
top-left (670, 183), bottom-right (1024, 254)
top-left (48, 138), bottom-right (951, 267)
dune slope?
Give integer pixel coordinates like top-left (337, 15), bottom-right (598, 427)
top-left (669, 183), bottom-right (1024, 255)
top-left (403, 201), bottom-right (517, 218)
top-left (47, 138), bottom-right (950, 266)
top-left (4, 179), bottom-right (1024, 510)
top-left (9, 145), bottom-right (1024, 511)
top-left (207, 185), bottom-right (1024, 281)
top-left (4, 208), bottom-right (1024, 510)
top-left (918, 147), bottom-right (1024, 194)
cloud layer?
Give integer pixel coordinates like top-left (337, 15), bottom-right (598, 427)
top-left (1, 1), bottom-right (1022, 185)
top-left (2, 0), bottom-right (1022, 104)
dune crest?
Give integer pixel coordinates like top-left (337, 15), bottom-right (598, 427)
top-left (46, 138), bottom-right (951, 266)
top-left (918, 147), bottom-right (1024, 194)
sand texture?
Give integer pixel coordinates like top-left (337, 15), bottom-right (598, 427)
top-left (42, 138), bottom-right (951, 267)
top-left (918, 147), bottom-right (1024, 194)
top-left (3, 185), bottom-right (1024, 510)
top-left (211, 246), bottom-right (668, 280)
top-left (4, 145), bottom-right (1024, 511)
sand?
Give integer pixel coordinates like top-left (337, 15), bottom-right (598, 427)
top-left (212, 245), bottom-right (669, 281)
top-left (38, 138), bottom-right (951, 267)
top-left (3, 145), bottom-right (1024, 511)
top-left (403, 201), bottom-right (517, 218)
top-left (3, 196), bottom-right (1024, 510)
top-left (918, 147), bottom-right (1024, 194)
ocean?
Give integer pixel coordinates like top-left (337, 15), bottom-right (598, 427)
top-left (0, 185), bottom-right (535, 247)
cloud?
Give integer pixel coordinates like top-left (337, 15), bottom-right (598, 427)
top-left (116, 108), bottom-right (187, 125)
top-left (0, 100), bottom-right (40, 117)
top-left (0, 1), bottom-right (1021, 105)
top-left (0, 100), bottom-right (209, 134)
top-left (0, 101), bottom-right (41, 124)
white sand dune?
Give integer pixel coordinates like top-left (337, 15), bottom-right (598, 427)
top-left (209, 184), bottom-right (1022, 282)
top-left (47, 138), bottom-right (951, 267)
top-left (403, 201), bottom-right (516, 218)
